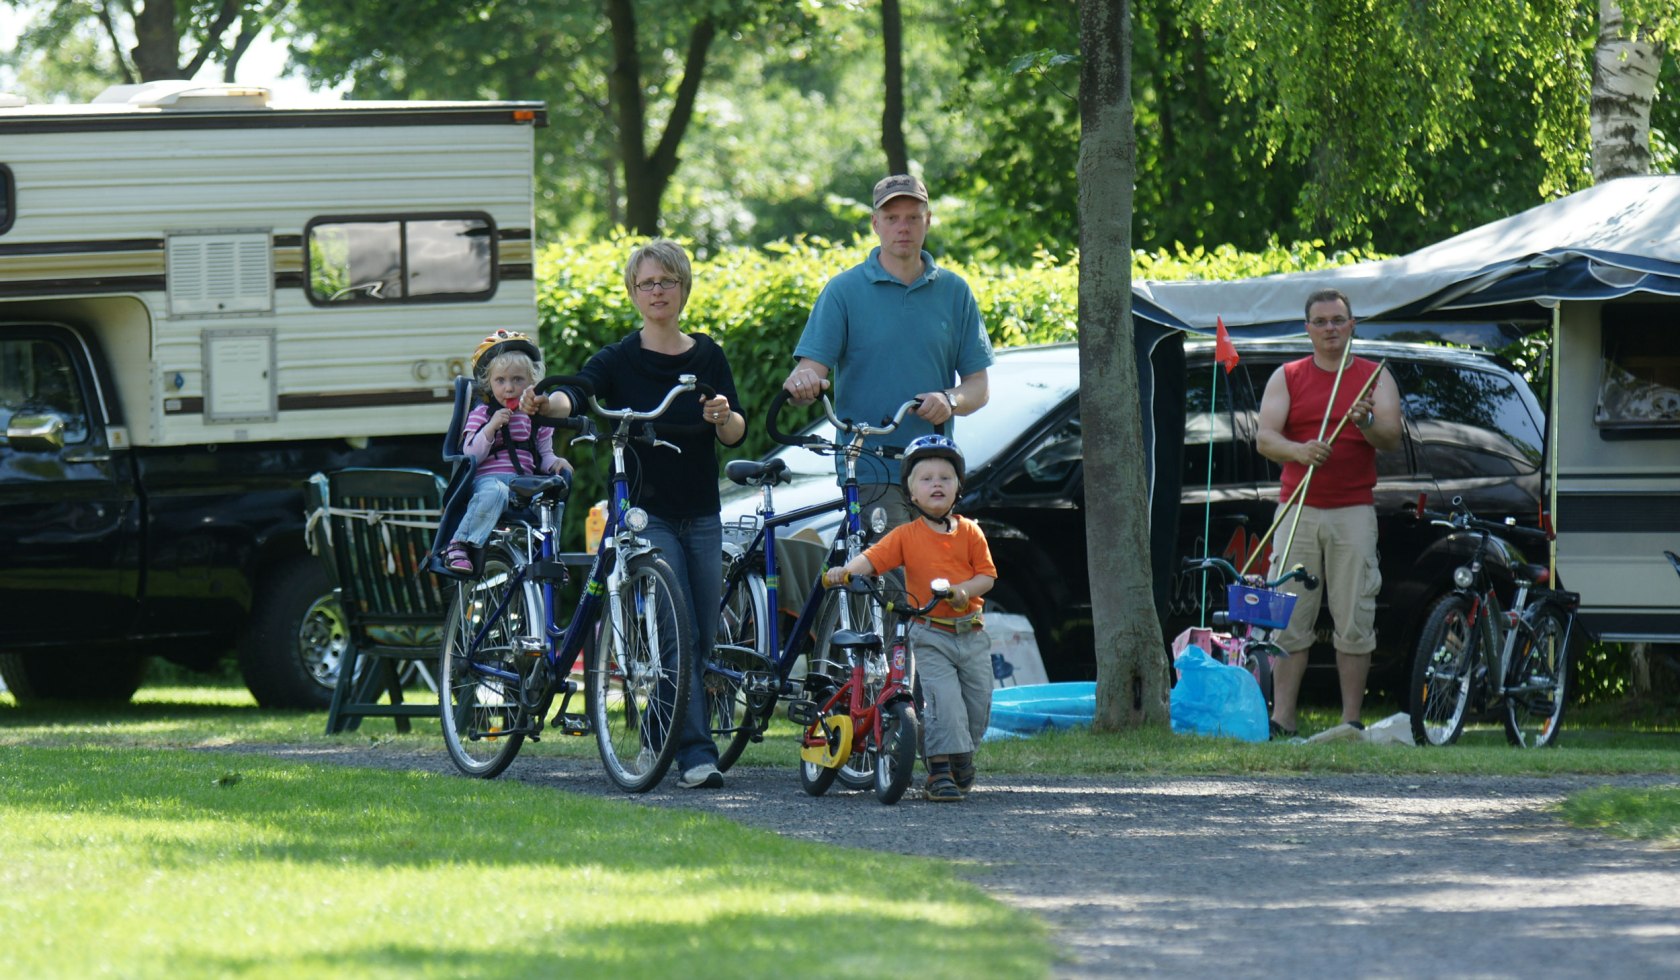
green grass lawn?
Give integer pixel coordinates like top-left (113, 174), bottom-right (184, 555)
top-left (3, 679), bottom-right (1678, 977)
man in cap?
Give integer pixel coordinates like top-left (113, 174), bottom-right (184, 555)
top-left (783, 174), bottom-right (994, 532)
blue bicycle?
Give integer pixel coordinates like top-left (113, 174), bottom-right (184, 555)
top-left (439, 374), bottom-right (704, 791)
top-left (706, 391), bottom-right (923, 785)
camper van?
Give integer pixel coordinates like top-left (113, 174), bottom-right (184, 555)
top-left (0, 82), bottom-right (545, 706)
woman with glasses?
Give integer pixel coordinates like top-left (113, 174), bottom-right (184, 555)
top-left (523, 238), bottom-right (745, 789)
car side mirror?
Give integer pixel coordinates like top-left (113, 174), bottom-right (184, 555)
top-left (5, 413), bottom-right (66, 452)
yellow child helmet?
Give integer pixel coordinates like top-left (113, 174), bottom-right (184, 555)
top-left (471, 329), bottom-right (542, 378)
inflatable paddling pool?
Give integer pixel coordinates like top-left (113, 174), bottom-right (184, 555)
top-left (984, 682), bottom-right (1096, 741)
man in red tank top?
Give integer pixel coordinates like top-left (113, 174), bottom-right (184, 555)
top-left (1256, 289), bottom-right (1402, 740)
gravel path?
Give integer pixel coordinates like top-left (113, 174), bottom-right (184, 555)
top-left (231, 743), bottom-right (1680, 978)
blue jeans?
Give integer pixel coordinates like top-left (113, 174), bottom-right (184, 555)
top-left (641, 513), bottom-right (723, 772)
top-left (454, 473), bottom-right (564, 547)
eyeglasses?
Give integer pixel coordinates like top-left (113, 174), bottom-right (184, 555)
top-left (1308, 316), bottom-right (1352, 328)
top-left (635, 277), bottom-right (682, 292)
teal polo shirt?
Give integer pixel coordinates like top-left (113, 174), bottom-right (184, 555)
top-left (794, 247), bottom-right (994, 483)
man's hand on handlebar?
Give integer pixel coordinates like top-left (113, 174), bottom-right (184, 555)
top-left (913, 390), bottom-right (954, 426)
top-left (783, 363), bottom-right (830, 406)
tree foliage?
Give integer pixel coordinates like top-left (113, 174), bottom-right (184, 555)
top-left (6, 0), bottom-right (281, 86)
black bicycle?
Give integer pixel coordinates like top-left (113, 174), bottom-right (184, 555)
top-left (1409, 498), bottom-right (1583, 748)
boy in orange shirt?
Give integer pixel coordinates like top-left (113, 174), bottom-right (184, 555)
top-left (824, 435), bottom-right (998, 802)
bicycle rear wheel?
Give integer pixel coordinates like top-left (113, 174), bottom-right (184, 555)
top-left (1409, 594), bottom-right (1480, 746)
top-left (1503, 605), bottom-right (1570, 748)
top-left (812, 586), bottom-right (885, 789)
top-left (874, 701), bottom-right (920, 805)
top-left (589, 553), bottom-right (693, 793)
top-left (440, 541), bottom-right (544, 778)
top-left (710, 568), bottom-right (773, 771)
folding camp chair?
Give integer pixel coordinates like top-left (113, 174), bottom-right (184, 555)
top-left (306, 467), bottom-right (451, 734)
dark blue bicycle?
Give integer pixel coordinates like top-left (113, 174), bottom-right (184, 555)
top-left (706, 392), bottom-right (922, 786)
top-left (439, 374), bottom-right (704, 791)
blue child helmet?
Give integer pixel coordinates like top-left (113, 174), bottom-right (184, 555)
top-left (900, 433), bottom-right (965, 494)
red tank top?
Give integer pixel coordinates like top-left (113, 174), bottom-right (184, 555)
top-left (1277, 355), bottom-right (1378, 508)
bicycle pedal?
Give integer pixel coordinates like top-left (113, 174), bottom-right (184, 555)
top-left (785, 699), bottom-right (820, 726)
top-left (742, 670), bottom-right (777, 696)
top-left (555, 712), bottom-right (592, 736)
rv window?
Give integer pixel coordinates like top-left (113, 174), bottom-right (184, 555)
top-left (306, 215), bottom-right (495, 304)
top-left (1, 164), bottom-right (13, 235)
top-left (1596, 310), bottom-right (1680, 431)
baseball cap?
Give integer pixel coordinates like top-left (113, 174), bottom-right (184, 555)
top-left (872, 173), bottom-right (929, 209)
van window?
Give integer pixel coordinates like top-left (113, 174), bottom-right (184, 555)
top-left (0, 338), bottom-right (89, 444)
top-left (1184, 368), bottom-right (1242, 487)
top-left (1394, 361), bottom-right (1542, 477)
top-left (1596, 307), bottom-right (1680, 431)
top-left (306, 214), bottom-right (495, 304)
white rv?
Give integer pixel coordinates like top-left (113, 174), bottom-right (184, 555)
top-left (0, 82), bottom-right (546, 706)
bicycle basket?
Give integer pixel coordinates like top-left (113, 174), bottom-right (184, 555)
top-left (1225, 584), bottom-right (1297, 630)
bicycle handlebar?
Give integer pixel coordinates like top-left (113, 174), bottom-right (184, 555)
top-left (1415, 494), bottom-right (1552, 547)
top-left (836, 572), bottom-right (952, 619)
top-left (765, 389), bottom-right (927, 452)
top-left (1179, 555), bottom-right (1320, 592)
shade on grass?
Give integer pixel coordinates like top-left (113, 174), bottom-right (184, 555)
top-left (0, 747), bottom-right (1051, 979)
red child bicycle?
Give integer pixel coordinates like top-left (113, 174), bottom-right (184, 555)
top-left (794, 574), bottom-right (952, 805)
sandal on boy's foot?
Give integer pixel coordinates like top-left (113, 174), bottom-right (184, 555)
top-left (1269, 720), bottom-right (1297, 741)
top-left (924, 773), bottom-right (963, 802)
top-left (951, 753), bottom-right (977, 792)
top-left (445, 544), bottom-right (473, 573)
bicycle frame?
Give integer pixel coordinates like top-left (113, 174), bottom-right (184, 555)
top-left (801, 587), bottom-right (917, 755)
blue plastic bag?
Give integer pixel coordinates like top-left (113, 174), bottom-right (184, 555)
top-left (1170, 646), bottom-right (1269, 742)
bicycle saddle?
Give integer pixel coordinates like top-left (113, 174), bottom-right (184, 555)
top-left (725, 458), bottom-right (791, 487)
top-left (507, 472), bottom-right (571, 507)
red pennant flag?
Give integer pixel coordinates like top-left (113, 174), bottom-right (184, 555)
top-left (1214, 317), bottom-right (1239, 374)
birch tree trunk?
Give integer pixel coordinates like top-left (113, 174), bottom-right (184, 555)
top-left (1591, 0), bottom-right (1666, 181)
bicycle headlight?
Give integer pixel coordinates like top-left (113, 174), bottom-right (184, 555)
top-left (624, 506), bottom-right (649, 533)
top-left (1452, 566), bottom-right (1474, 589)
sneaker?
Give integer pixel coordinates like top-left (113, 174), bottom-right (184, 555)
top-left (677, 763), bottom-right (723, 789)
top-left (1305, 721), bottom-right (1368, 744)
top-left (445, 544), bottom-right (473, 573)
top-left (951, 753), bottom-right (976, 792)
top-left (924, 772), bottom-right (963, 802)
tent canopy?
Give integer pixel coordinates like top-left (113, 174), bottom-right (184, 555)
top-left (1136, 175), bottom-right (1680, 336)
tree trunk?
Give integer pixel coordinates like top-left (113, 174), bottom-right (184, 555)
top-left (881, 0), bottom-right (909, 174)
top-left (1079, 0), bottom-right (1170, 730)
top-left (1590, 0), bottom-right (1665, 181)
top-left (133, 0), bottom-right (187, 80)
top-left (606, 0), bottom-right (716, 235)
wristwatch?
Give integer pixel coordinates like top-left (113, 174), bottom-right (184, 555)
top-left (943, 389), bottom-right (959, 411)
top-left (1355, 409), bottom-right (1375, 428)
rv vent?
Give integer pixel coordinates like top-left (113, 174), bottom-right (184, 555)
top-left (167, 233), bottom-right (273, 316)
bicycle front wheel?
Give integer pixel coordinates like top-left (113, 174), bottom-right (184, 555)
top-left (711, 569), bottom-right (773, 771)
top-left (1409, 594), bottom-right (1480, 746)
top-left (812, 587), bottom-right (885, 789)
top-left (874, 701), bottom-right (920, 805)
top-left (440, 541), bottom-right (544, 778)
top-left (1503, 604), bottom-right (1570, 748)
top-left (589, 553), bottom-right (693, 793)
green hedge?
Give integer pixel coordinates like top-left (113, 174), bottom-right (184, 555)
top-left (533, 232), bottom-right (1365, 545)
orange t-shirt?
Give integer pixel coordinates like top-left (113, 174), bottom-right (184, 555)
top-left (863, 516), bottom-right (998, 620)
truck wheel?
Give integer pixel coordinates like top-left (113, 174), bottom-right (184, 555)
top-left (238, 558), bottom-right (347, 709)
top-left (0, 651), bottom-right (148, 703)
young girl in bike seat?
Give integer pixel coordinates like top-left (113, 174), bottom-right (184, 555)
top-left (824, 434), bottom-right (998, 802)
top-left (443, 329), bottom-right (572, 573)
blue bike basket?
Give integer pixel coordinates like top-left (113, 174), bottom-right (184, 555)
top-left (1226, 584), bottom-right (1297, 630)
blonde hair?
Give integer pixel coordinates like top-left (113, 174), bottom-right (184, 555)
top-left (477, 350), bottom-right (541, 402)
top-left (623, 238), bottom-right (694, 299)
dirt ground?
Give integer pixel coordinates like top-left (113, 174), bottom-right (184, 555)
top-left (227, 742), bottom-right (1680, 978)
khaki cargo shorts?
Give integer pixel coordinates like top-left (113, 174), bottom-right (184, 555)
top-left (1268, 503), bottom-right (1380, 655)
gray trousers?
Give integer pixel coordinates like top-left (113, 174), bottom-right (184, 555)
top-left (912, 623), bottom-right (992, 756)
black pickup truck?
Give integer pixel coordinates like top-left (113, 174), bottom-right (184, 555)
top-left (0, 323), bottom-right (438, 706)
